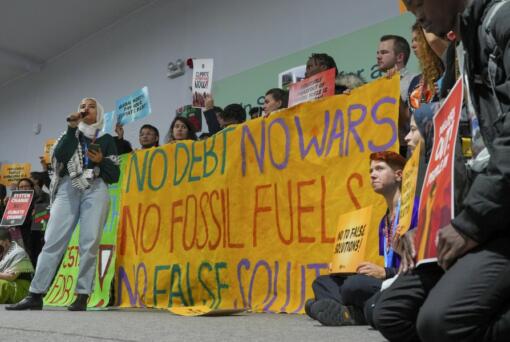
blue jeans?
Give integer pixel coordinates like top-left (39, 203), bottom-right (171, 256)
top-left (30, 176), bottom-right (110, 294)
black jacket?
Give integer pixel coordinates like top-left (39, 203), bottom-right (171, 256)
top-left (451, 0), bottom-right (510, 243)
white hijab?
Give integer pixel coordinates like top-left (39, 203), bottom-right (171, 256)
top-left (78, 97), bottom-right (105, 139)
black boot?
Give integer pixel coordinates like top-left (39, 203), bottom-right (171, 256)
top-left (68, 294), bottom-right (89, 311)
top-left (5, 293), bottom-right (43, 311)
top-left (305, 298), bottom-right (317, 320)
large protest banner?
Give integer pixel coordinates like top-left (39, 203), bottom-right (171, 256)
top-left (43, 157), bottom-right (126, 308)
top-left (116, 77), bottom-right (400, 312)
top-left (415, 79), bottom-right (463, 263)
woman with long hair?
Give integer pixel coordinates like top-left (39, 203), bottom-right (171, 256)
top-left (165, 116), bottom-right (198, 143)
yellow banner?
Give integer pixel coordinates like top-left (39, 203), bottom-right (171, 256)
top-left (330, 206), bottom-right (373, 274)
top-left (0, 163), bottom-right (31, 186)
top-left (168, 305), bottom-right (245, 316)
top-left (115, 77), bottom-right (400, 313)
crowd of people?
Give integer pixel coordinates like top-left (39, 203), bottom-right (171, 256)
top-left (0, 0), bottom-right (508, 340)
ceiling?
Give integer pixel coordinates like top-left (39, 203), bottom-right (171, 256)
top-left (0, 0), bottom-right (155, 87)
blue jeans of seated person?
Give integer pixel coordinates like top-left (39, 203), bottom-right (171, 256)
top-left (30, 176), bottom-right (110, 295)
top-left (312, 274), bottom-right (382, 309)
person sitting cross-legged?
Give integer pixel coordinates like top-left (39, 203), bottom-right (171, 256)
top-left (0, 229), bottom-right (34, 304)
top-left (307, 151), bottom-right (417, 326)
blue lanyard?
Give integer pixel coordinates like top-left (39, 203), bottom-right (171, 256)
top-left (81, 129), bottom-right (100, 167)
top-left (385, 198), bottom-right (401, 252)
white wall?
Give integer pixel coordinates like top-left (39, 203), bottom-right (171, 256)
top-left (0, 0), bottom-right (399, 168)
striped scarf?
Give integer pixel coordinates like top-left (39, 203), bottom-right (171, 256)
top-left (48, 130), bottom-right (90, 206)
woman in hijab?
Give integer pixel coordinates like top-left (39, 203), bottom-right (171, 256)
top-left (7, 98), bottom-right (119, 311)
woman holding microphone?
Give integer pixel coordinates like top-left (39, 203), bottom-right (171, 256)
top-left (6, 98), bottom-right (119, 311)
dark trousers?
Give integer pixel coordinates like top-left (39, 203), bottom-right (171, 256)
top-left (371, 263), bottom-right (443, 342)
top-left (372, 237), bottom-right (510, 342)
top-left (417, 237), bottom-right (510, 342)
top-left (312, 274), bottom-right (382, 311)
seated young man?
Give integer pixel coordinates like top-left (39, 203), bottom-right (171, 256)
top-left (307, 151), bottom-right (417, 326)
top-left (0, 229), bottom-right (34, 304)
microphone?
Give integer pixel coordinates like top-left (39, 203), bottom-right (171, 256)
top-left (66, 111), bottom-right (89, 122)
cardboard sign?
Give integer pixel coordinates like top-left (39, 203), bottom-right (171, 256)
top-left (330, 206), bottom-right (373, 274)
top-left (0, 163), bottom-right (31, 186)
top-left (43, 139), bottom-right (57, 164)
top-left (115, 86), bottom-right (152, 126)
top-left (415, 78), bottom-right (463, 263)
top-left (192, 59), bottom-right (214, 108)
top-left (397, 140), bottom-right (422, 236)
top-left (0, 190), bottom-right (34, 226)
top-left (288, 68), bottom-right (336, 107)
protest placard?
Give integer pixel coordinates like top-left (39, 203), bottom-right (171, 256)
top-left (397, 140), bottom-right (421, 236)
top-left (0, 190), bottom-right (34, 226)
top-left (192, 59), bottom-right (214, 108)
top-left (278, 65), bottom-right (306, 90)
top-left (415, 78), bottom-right (463, 263)
top-left (0, 163), bottom-right (31, 186)
top-left (43, 139), bottom-right (57, 164)
top-left (115, 86), bottom-right (151, 126)
top-left (330, 206), bottom-right (373, 274)
top-left (288, 68), bottom-right (336, 107)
